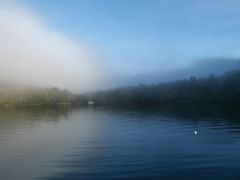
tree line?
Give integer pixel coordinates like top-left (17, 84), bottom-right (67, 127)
top-left (89, 70), bottom-right (240, 105)
top-left (1, 69), bottom-right (240, 106)
top-left (0, 87), bottom-right (76, 106)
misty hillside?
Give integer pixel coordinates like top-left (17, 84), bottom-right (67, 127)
top-left (129, 59), bottom-right (240, 85)
top-left (90, 69), bottom-right (240, 105)
top-left (1, 67), bottom-right (240, 106)
top-left (0, 86), bottom-right (75, 106)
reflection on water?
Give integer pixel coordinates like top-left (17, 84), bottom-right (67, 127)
top-left (0, 105), bottom-right (240, 180)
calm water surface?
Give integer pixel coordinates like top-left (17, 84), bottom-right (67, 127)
top-left (0, 105), bottom-right (240, 180)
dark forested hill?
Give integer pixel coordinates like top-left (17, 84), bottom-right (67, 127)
top-left (89, 70), bottom-right (240, 105)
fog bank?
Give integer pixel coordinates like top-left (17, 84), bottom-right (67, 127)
top-left (0, 2), bottom-right (107, 92)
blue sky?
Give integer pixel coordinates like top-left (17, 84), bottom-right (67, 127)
top-left (22, 0), bottom-right (240, 74)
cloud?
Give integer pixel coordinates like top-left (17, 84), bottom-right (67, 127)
top-left (0, 2), bottom-right (107, 92)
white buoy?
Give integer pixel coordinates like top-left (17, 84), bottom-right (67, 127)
top-left (194, 130), bottom-right (198, 135)
top-left (88, 101), bottom-right (95, 105)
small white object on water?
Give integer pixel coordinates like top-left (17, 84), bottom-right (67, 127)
top-left (194, 130), bottom-right (198, 135)
top-left (88, 101), bottom-right (95, 105)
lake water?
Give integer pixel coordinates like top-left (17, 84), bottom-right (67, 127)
top-left (0, 105), bottom-right (240, 180)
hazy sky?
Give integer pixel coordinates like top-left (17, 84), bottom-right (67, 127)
top-left (24, 0), bottom-right (240, 72)
top-left (1, 0), bottom-right (240, 91)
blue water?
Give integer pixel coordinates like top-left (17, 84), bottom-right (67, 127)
top-left (0, 106), bottom-right (240, 180)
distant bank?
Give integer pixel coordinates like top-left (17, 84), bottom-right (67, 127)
top-left (1, 69), bottom-right (240, 107)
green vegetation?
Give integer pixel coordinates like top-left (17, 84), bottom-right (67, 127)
top-left (1, 70), bottom-right (240, 107)
top-left (0, 87), bottom-right (76, 106)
